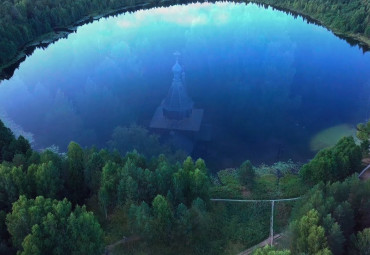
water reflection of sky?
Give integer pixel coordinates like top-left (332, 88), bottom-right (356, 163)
top-left (0, 2), bottom-right (370, 169)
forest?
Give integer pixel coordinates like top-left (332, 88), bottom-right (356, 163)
top-left (0, 0), bottom-right (369, 73)
top-left (0, 117), bottom-right (369, 254)
top-left (0, 0), bottom-right (155, 69)
top-left (253, 0), bottom-right (370, 43)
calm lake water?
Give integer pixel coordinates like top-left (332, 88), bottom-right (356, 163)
top-left (1, 2), bottom-right (370, 170)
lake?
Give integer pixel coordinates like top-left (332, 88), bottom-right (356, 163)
top-left (0, 2), bottom-right (369, 170)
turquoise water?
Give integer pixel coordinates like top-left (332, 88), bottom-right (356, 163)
top-left (0, 2), bottom-right (369, 170)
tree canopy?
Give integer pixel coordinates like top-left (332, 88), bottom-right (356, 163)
top-left (300, 137), bottom-right (362, 185)
top-left (6, 195), bottom-right (104, 255)
top-left (0, 118), bottom-right (369, 254)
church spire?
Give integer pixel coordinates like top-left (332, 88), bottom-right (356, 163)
top-left (162, 51), bottom-right (193, 120)
top-left (172, 51), bottom-right (183, 82)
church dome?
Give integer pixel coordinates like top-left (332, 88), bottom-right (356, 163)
top-left (172, 61), bottom-right (183, 77)
top-left (172, 61), bottom-right (182, 72)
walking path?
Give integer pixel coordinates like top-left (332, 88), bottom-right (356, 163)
top-left (359, 164), bottom-right (370, 180)
top-left (236, 161), bottom-right (370, 255)
top-left (237, 234), bottom-right (282, 255)
top-left (104, 236), bottom-right (140, 255)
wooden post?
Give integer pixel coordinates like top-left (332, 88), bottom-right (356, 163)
top-left (270, 200), bottom-right (275, 246)
top-left (210, 197), bottom-right (302, 248)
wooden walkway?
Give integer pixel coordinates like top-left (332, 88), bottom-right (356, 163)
top-left (359, 164), bottom-right (370, 180)
top-left (104, 236), bottom-right (140, 255)
top-left (238, 234), bottom-right (282, 255)
top-left (234, 162), bottom-right (370, 255)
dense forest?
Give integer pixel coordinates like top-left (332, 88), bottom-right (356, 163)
top-left (253, 0), bottom-right (370, 42)
top-left (0, 0), bottom-right (369, 73)
top-left (0, 117), bottom-right (369, 254)
top-left (0, 0), bottom-right (156, 69)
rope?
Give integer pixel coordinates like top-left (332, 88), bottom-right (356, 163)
top-left (210, 197), bottom-right (302, 203)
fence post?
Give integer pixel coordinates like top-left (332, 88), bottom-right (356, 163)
top-left (270, 200), bottom-right (275, 246)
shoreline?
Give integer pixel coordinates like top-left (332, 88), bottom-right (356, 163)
top-left (253, 1), bottom-right (370, 52)
top-left (0, 0), bottom-right (369, 81)
top-left (0, 0), bottom-right (169, 80)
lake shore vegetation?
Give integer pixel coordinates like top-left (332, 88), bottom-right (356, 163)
top-left (0, 118), bottom-right (369, 254)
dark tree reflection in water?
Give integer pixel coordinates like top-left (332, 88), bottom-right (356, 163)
top-left (0, 2), bottom-right (369, 170)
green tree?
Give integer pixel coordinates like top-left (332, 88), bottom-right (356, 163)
top-left (6, 195), bottom-right (103, 255)
top-left (190, 169), bottom-right (210, 201)
top-left (300, 137), bottom-right (361, 184)
top-left (253, 245), bottom-right (291, 255)
top-left (195, 158), bottom-right (207, 174)
top-left (151, 195), bottom-right (173, 242)
top-left (173, 157), bottom-right (210, 206)
top-left (323, 214), bottom-right (345, 255)
top-left (126, 176), bottom-right (138, 201)
top-left (350, 228), bottom-right (370, 255)
top-left (128, 201), bottom-right (151, 237)
top-left (238, 160), bottom-right (255, 189)
top-left (155, 158), bottom-right (174, 195)
top-left (66, 142), bottom-right (85, 204)
top-left (6, 196), bottom-right (58, 249)
top-left (12, 153), bottom-right (27, 167)
top-left (183, 156), bottom-right (195, 172)
top-left (291, 176), bottom-right (370, 255)
top-left (64, 206), bottom-right (104, 255)
top-left (357, 121), bottom-right (370, 142)
top-left (357, 121), bottom-right (370, 153)
top-left (40, 149), bottom-right (63, 171)
top-left (175, 203), bottom-right (190, 238)
top-left (142, 169), bottom-right (156, 202)
top-left (333, 202), bottom-right (354, 239)
top-left (34, 162), bottom-right (62, 198)
top-left (12, 136), bottom-right (31, 156)
top-left (98, 161), bottom-right (120, 217)
top-left (0, 120), bottom-right (16, 162)
top-left (117, 178), bottom-right (127, 206)
top-left (0, 164), bottom-right (25, 211)
top-left (292, 209), bottom-right (332, 255)
top-left (84, 152), bottom-right (104, 195)
top-left (108, 125), bottom-right (164, 158)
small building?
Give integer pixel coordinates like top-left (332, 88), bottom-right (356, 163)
top-left (150, 53), bottom-right (203, 132)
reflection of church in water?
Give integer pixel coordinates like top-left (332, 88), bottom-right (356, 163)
top-left (150, 52), bottom-right (203, 131)
top-left (150, 52), bottom-right (210, 154)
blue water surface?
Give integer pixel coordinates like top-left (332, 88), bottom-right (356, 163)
top-left (0, 2), bottom-right (369, 169)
